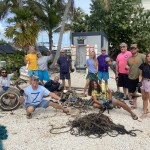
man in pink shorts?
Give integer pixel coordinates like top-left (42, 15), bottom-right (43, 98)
top-left (116, 43), bottom-right (132, 99)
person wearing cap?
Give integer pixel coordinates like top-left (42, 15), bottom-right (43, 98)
top-left (37, 51), bottom-right (53, 85)
top-left (116, 43), bottom-right (132, 100)
top-left (126, 44), bottom-right (145, 109)
top-left (56, 50), bottom-right (73, 90)
top-left (105, 57), bottom-right (120, 93)
top-left (25, 46), bottom-right (38, 83)
top-left (97, 47), bottom-right (110, 86)
top-left (19, 75), bottom-right (69, 119)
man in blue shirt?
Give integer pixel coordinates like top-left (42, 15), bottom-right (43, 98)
top-left (20, 76), bottom-right (69, 119)
top-left (57, 50), bottom-right (73, 90)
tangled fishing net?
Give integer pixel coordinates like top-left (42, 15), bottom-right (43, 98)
top-left (50, 113), bottom-right (142, 138)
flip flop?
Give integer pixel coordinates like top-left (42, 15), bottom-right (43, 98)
top-left (131, 114), bottom-right (138, 120)
top-left (26, 113), bottom-right (32, 119)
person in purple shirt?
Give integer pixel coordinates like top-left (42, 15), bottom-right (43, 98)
top-left (97, 47), bottom-right (110, 86)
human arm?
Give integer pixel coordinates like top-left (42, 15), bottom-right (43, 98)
top-left (115, 61), bottom-right (119, 77)
top-left (92, 95), bottom-right (103, 106)
top-left (49, 92), bottom-right (61, 101)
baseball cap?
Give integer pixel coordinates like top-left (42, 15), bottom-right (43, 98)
top-left (31, 75), bottom-right (39, 81)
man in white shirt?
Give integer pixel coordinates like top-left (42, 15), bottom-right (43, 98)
top-left (20, 75), bottom-right (69, 119)
top-left (0, 68), bottom-right (13, 92)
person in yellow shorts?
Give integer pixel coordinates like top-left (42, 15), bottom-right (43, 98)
top-left (25, 46), bottom-right (38, 83)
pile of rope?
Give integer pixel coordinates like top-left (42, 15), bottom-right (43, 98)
top-left (50, 113), bottom-right (142, 138)
top-left (70, 113), bottom-right (142, 138)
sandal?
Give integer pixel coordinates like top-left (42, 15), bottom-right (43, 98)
top-left (131, 106), bottom-right (137, 110)
top-left (129, 100), bottom-right (134, 105)
top-left (26, 113), bottom-right (32, 119)
top-left (131, 114), bottom-right (138, 120)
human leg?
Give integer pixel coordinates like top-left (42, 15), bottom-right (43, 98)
top-left (49, 101), bottom-right (69, 114)
top-left (140, 89), bottom-right (149, 119)
top-left (60, 73), bottom-right (66, 90)
top-left (26, 105), bottom-right (35, 119)
top-left (83, 78), bottom-right (90, 97)
top-left (112, 99), bottom-right (138, 120)
top-left (65, 73), bottom-right (71, 90)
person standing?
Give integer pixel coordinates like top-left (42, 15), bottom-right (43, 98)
top-left (56, 50), bottom-right (73, 90)
top-left (139, 52), bottom-right (150, 119)
top-left (126, 44), bottom-right (145, 109)
top-left (37, 52), bottom-right (53, 85)
top-left (83, 49), bottom-right (98, 97)
top-left (97, 48), bottom-right (110, 86)
top-left (105, 57), bottom-right (120, 93)
top-left (25, 46), bottom-right (38, 83)
top-left (116, 43), bottom-right (132, 99)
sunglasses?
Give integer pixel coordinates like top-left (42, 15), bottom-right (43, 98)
top-left (130, 47), bottom-right (137, 50)
top-left (1, 72), bottom-right (7, 74)
top-left (102, 50), bottom-right (106, 51)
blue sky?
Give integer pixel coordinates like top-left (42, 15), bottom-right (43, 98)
top-left (0, 0), bottom-right (91, 47)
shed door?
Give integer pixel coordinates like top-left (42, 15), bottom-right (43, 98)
top-left (76, 45), bottom-right (86, 70)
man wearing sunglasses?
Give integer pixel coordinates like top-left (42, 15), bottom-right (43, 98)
top-left (116, 43), bottom-right (132, 100)
top-left (0, 68), bottom-right (14, 92)
top-left (126, 44), bottom-right (145, 109)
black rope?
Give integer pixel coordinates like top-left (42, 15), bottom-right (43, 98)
top-left (49, 112), bottom-right (142, 138)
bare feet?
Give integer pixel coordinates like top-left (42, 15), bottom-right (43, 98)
top-left (140, 113), bottom-right (147, 119)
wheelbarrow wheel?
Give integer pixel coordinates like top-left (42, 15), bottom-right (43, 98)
top-left (0, 88), bottom-right (20, 111)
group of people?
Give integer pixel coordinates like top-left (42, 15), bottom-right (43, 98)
top-left (83, 42), bottom-right (150, 119)
top-left (0, 43), bottom-right (150, 120)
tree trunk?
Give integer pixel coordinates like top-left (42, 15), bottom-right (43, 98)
top-left (50, 0), bottom-right (72, 68)
top-left (49, 30), bottom-right (53, 51)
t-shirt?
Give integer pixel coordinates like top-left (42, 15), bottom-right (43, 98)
top-left (25, 53), bottom-right (38, 70)
top-left (57, 56), bottom-right (71, 73)
top-left (110, 61), bottom-right (116, 74)
top-left (38, 55), bottom-right (52, 70)
top-left (23, 85), bottom-right (50, 105)
top-left (44, 80), bottom-right (60, 92)
top-left (116, 51), bottom-right (132, 74)
top-left (97, 55), bottom-right (109, 72)
top-left (127, 53), bottom-right (145, 79)
top-left (92, 90), bottom-right (108, 100)
top-left (139, 63), bottom-right (150, 79)
top-left (0, 74), bottom-right (13, 87)
top-left (86, 58), bottom-right (97, 74)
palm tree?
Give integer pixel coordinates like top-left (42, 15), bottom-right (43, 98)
top-left (27, 0), bottom-right (65, 51)
top-left (5, 7), bottom-right (40, 49)
top-left (51, 0), bottom-right (74, 68)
